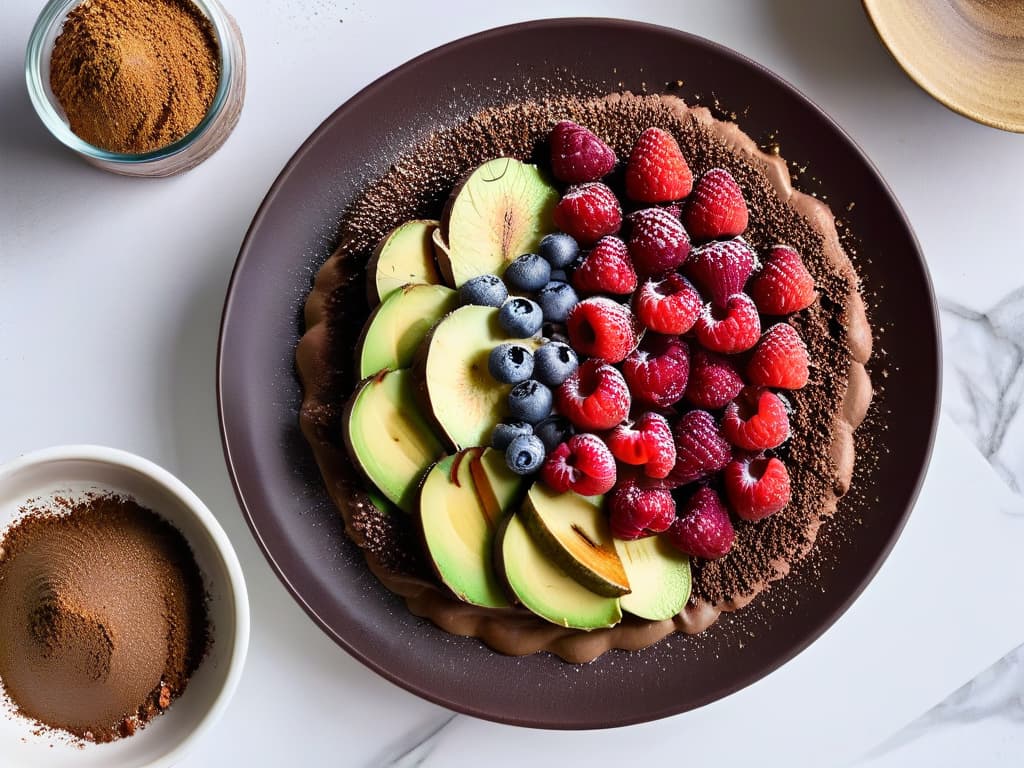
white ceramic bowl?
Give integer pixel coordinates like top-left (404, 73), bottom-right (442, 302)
top-left (0, 446), bottom-right (249, 767)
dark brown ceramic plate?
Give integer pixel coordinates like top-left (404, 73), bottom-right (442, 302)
top-left (218, 19), bottom-right (939, 728)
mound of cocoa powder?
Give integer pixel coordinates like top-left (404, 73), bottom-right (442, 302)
top-left (0, 494), bottom-right (208, 742)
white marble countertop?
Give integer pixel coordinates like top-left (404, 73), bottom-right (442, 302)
top-left (2, 0), bottom-right (1024, 765)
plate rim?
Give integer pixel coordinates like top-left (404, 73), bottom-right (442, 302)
top-left (217, 17), bottom-right (942, 728)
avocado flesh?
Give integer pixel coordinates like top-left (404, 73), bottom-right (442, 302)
top-left (520, 484), bottom-right (630, 598)
top-left (469, 447), bottom-right (525, 523)
top-left (344, 369), bottom-right (444, 513)
top-left (439, 158), bottom-right (559, 287)
top-left (614, 536), bottom-right (692, 621)
top-left (419, 305), bottom-right (539, 450)
top-left (368, 219), bottom-right (443, 305)
top-left (497, 513), bottom-right (621, 630)
top-left (357, 284), bottom-right (457, 378)
top-left (419, 450), bottom-right (511, 608)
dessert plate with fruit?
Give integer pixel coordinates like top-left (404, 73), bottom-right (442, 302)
top-left (219, 19), bottom-right (939, 727)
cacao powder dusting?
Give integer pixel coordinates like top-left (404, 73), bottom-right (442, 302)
top-left (0, 494), bottom-right (209, 743)
top-left (49, 0), bottom-right (219, 154)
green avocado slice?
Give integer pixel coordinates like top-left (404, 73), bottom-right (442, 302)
top-left (356, 283), bottom-right (457, 378)
top-left (497, 513), bottom-right (621, 630)
top-left (343, 368), bottom-right (444, 513)
top-left (367, 219), bottom-right (443, 305)
top-left (614, 535), bottom-right (692, 621)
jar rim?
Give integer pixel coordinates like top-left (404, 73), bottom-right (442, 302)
top-left (25, 0), bottom-right (237, 164)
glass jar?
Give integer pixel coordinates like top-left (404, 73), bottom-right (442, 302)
top-left (25, 0), bottom-right (246, 178)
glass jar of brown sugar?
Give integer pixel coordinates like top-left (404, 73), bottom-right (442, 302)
top-left (26, 0), bottom-right (246, 178)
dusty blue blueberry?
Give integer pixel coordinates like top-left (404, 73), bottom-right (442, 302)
top-left (533, 341), bottom-right (579, 387)
top-left (507, 379), bottom-right (553, 424)
top-left (499, 297), bottom-right (544, 338)
top-left (504, 253), bottom-right (551, 292)
top-left (505, 434), bottom-right (546, 475)
top-left (534, 416), bottom-right (575, 453)
top-left (488, 343), bottom-right (534, 385)
top-left (491, 420), bottom-right (534, 451)
top-left (536, 281), bottom-right (579, 323)
top-left (539, 233), bottom-right (580, 269)
top-left (459, 274), bottom-right (508, 307)
top-left (549, 268), bottom-right (569, 283)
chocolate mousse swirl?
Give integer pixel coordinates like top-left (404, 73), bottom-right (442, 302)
top-left (296, 93), bottom-right (872, 663)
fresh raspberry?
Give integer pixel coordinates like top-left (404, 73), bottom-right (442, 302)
top-left (694, 293), bottom-right (761, 354)
top-left (572, 236), bottom-right (637, 296)
top-left (548, 120), bottom-right (617, 184)
top-left (556, 359), bottom-right (631, 431)
top-left (608, 479), bottom-right (676, 540)
top-left (724, 455), bottom-right (791, 521)
top-left (632, 273), bottom-right (702, 335)
top-left (566, 297), bottom-right (639, 364)
top-left (553, 182), bottom-right (622, 245)
top-left (666, 486), bottom-right (735, 559)
top-left (684, 168), bottom-right (749, 240)
top-left (541, 433), bottom-right (617, 496)
top-left (626, 207), bottom-right (692, 275)
top-left (685, 349), bottom-right (744, 409)
top-left (621, 334), bottom-right (689, 409)
top-left (606, 411), bottom-right (676, 479)
top-left (722, 386), bottom-right (790, 451)
top-left (748, 245), bottom-right (816, 315)
top-left (747, 323), bottom-right (810, 390)
top-left (625, 127), bottom-right (694, 203)
top-left (684, 239), bottom-right (757, 307)
top-left (665, 410), bottom-right (732, 488)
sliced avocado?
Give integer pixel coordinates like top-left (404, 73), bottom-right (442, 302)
top-left (519, 484), bottom-right (630, 598)
top-left (367, 219), bottom-right (443, 305)
top-left (419, 449), bottom-right (510, 608)
top-left (356, 283), bottom-right (457, 378)
top-left (439, 158), bottom-right (559, 287)
top-left (496, 513), bottom-right (621, 630)
top-left (416, 305), bottom-right (540, 450)
top-left (614, 536), bottom-right (692, 621)
top-left (343, 368), bottom-right (444, 513)
top-left (469, 447), bottom-right (526, 522)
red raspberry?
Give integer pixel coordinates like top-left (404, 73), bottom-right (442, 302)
top-left (722, 386), bottom-right (790, 451)
top-left (685, 239), bottom-right (757, 307)
top-left (724, 455), bottom-right (791, 521)
top-left (572, 236), bottom-right (637, 296)
top-left (608, 479), bottom-right (676, 540)
top-left (694, 293), bottom-right (761, 354)
top-left (665, 410), bottom-right (732, 488)
top-left (553, 182), bottom-right (622, 245)
top-left (685, 349), bottom-right (744, 409)
top-left (684, 168), bottom-right (749, 240)
top-left (632, 273), bottom-right (702, 335)
top-left (606, 411), bottom-right (676, 479)
top-left (626, 207), bottom-right (692, 275)
top-left (747, 323), bottom-right (810, 390)
top-left (621, 334), bottom-right (689, 409)
top-left (566, 297), bottom-right (639, 364)
top-left (556, 359), bottom-right (631, 431)
top-left (666, 486), bottom-right (735, 559)
top-left (549, 120), bottom-right (617, 184)
top-left (625, 127), bottom-right (693, 203)
top-left (748, 245), bottom-right (816, 315)
top-left (541, 433), bottom-right (617, 496)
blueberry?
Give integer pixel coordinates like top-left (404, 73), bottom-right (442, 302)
top-left (459, 274), bottom-right (508, 307)
top-left (505, 434), bottom-right (546, 475)
top-left (491, 420), bottom-right (534, 451)
top-left (504, 253), bottom-right (551, 292)
top-left (488, 343), bottom-right (534, 384)
top-left (533, 341), bottom-right (579, 387)
top-left (539, 233), bottom-right (580, 269)
top-left (534, 416), bottom-right (575, 453)
top-left (507, 379), bottom-right (553, 424)
top-left (499, 297), bottom-right (543, 338)
top-left (549, 268), bottom-right (569, 283)
top-left (536, 281), bottom-right (579, 323)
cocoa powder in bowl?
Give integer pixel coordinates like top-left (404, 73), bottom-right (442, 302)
top-left (0, 494), bottom-right (208, 743)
